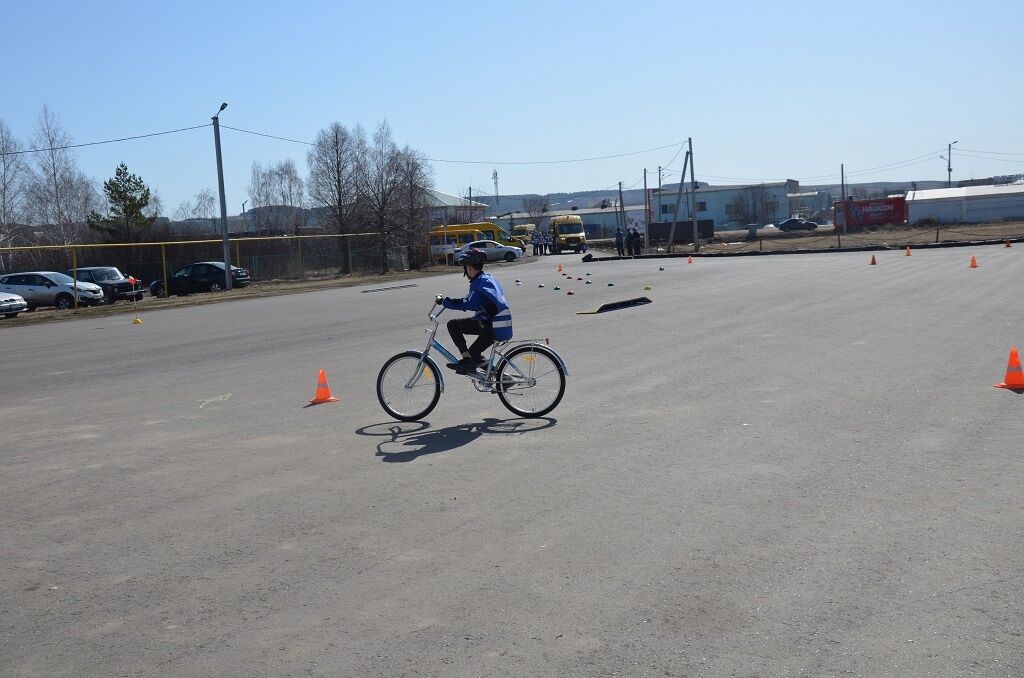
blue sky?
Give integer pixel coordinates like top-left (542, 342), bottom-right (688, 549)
top-left (3, 0), bottom-right (1022, 214)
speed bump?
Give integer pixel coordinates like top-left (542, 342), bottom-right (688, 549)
top-left (576, 297), bottom-right (653, 314)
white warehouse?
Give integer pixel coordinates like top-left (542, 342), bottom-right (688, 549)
top-left (905, 183), bottom-right (1024, 224)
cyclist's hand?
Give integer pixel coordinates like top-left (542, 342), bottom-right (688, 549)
top-left (435, 294), bottom-right (444, 305)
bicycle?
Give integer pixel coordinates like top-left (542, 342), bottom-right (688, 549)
top-left (376, 296), bottom-right (568, 421)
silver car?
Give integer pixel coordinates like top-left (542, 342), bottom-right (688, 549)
top-left (0, 291), bottom-right (29, 318)
top-left (454, 240), bottom-right (524, 263)
top-left (0, 271), bottom-right (104, 310)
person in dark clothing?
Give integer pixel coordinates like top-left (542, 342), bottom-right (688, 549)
top-left (631, 228), bottom-right (643, 256)
top-left (614, 228), bottom-right (625, 256)
top-left (442, 248), bottom-right (513, 374)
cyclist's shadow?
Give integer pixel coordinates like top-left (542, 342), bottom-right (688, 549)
top-left (356, 417), bottom-right (557, 462)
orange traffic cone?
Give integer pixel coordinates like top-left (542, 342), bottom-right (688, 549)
top-left (905, 246), bottom-right (911, 256)
top-left (970, 255), bottom-right (978, 269)
top-left (309, 369), bottom-right (339, 404)
top-left (1006, 240), bottom-right (1012, 248)
top-left (870, 254), bottom-right (877, 265)
top-left (557, 263), bottom-right (563, 273)
top-left (995, 348), bottom-right (1024, 390)
top-left (687, 255), bottom-right (693, 264)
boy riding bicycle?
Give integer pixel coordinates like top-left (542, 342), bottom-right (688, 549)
top-left (441, 248), bottom-right (513, 374)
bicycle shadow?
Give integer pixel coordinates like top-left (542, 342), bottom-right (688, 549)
top-left (355, 417), bottom-right (557, 462)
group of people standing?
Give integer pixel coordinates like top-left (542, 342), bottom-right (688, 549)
top-left (615, 228), bottom-right (644, 257)
top-left (530, 231), bottom-right (556, 256)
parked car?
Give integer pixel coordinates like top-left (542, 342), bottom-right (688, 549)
top-left (778, 218), bottom-right (818, 232)
top-left (453, 240), bottom-right (524, 263)
top-left (65, 266), bottom-right (144, 304)
top-left (0, 291), bottom-right (29, 318)
top-left (0, 271), bottom-right (104, 310)
top-left (149, 261), bottom-right (251, 297)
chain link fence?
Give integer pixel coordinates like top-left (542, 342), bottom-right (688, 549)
top-left (0, 233), bottom-right (438, 284)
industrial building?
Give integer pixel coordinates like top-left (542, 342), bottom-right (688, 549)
top-left (650, 180), bottom-right (799, 230)
top-left (491, 205), bottom-right (648, 238)
top-left (905, 183), bottom-right (1024, 224)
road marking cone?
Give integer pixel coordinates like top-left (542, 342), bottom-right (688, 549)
top-left (607, 282), bottom-right (615, 286)
top-left (309, 369), bottom-right (339, 405)
top-left (659, 266), bottom-right (665, 271)
top-left (1006, 240), bottom-right (1012, 248)
top-left (576, 277), bottom-right (583, 281)
top-left (567, 290), bottom-right (575, 295)
top-left (995, 348), bottom-right (1024, 390)
top-left (687, 256), bottom-right (693, 264)
top-left (585, 280), bottom-right (592, 284)
top-left (905, 246), bottom-right (911, 256)
top-left (970, 255), bottom-right (978, 268)
top-left (586, 272), bottom-right (592, 276)
top-left (870, 254), bottom-right (877, 265)
top-left (557, 263), bottom-right (563, 273)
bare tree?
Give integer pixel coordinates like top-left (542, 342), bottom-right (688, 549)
top-left (172, 189), bottom-right (217, 232)
top-left (25, 106), bottom-right (97, 248)
top-left (307, 122), bottom-right (358, 234)
top-left (357, 121), bottom-right (407, 272)
top-left (0, 120), bottom-right (28, 269)
top-left (247, 162), bottom-right (275, 233)
top-left (394, 145), bottom-right (433, 267)
top-left (522, 194), bottom-right (549, 220)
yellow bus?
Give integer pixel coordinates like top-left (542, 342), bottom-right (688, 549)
top-left (427, 226), bottom-right (486, 263)
top-left (550, 215), bottom-right (586, 253)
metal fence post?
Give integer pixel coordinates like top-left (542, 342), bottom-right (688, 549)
top-left (161, 244), bottom-right (168, 297)
top-left (297, 237), bottom-right (304, 279)
top-left (72, 247), bottom-right (79, 308)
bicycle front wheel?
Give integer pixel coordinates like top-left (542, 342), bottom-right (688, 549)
top-left (496, 345), bottom-right (566, 418)
top-left (377, 351), bottom-right (442, 421)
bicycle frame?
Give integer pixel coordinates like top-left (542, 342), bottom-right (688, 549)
top-left (408, 302), bottom-right (568, 393)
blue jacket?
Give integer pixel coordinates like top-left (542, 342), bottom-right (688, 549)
top-left (443, 272), bottom-right (513, 340)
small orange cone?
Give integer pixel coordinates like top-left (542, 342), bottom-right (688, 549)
top-left (309, 369), bottom-right (339, 404)
top-left (870, 254), bottom-right (877, 265)
top-left (995, 348), bottom-right (1024, 390)
top-left (905, 246), bottom-right (911, 256)
top-left (687, 255), bottom-right (693, 264)
top-left (1006, 240), bottom-right (1012, 248)
top-left (557, 263), bottom-right (563, 273)
top-left (970, 255), bottom-right (978, 269)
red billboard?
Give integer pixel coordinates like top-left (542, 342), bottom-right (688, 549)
top-left (835, 197), bottom-right (907, 231)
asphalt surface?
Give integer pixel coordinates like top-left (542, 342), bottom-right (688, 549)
top-left (2, 248), bottom-right (1022, 677)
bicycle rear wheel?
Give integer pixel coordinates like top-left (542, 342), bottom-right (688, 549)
top-left (495, 345), bottom-right (566, 417)
top-left (377, 351), bottom-right (442, 421)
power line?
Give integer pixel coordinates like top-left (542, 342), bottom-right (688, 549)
top-left (220, 124), bottom-right (313, 146)
top-left (0, 123), bottom-right (211, 156)
top-left (958, 148), bottom-right (1024, 156)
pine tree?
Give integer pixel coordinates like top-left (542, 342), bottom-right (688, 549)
top-left (87, 163), bottom-right (155, 242)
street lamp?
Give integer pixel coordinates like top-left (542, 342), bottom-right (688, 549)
top-left (211, 102), bottom-right (233, 290)
top-left (946, 140), bottom-right (958, 188)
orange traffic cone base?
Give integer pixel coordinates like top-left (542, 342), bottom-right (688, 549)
top-left (995, 348), bottom-right (1024, 390)
top-left (310, 369), bottom-right (339, 404)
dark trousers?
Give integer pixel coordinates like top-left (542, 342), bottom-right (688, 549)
top-left (616, 243), bottom-right (625, 256)
top-left (447, 318), bottom-right (494, 359)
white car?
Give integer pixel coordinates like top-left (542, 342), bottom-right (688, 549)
top-left (0, 271), bottom-right (104, 310)
top-left (0, 291), bottom-right (29, 318)
top-left (454, 240), bottom-right (524, 263)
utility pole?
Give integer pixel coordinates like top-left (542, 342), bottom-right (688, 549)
top-left (211, 102), bottom-right (233, 290)
top-left (492, 169), bottom-right (499, 212)
top-left (947, 140), bottom-right (958, 188)
top-left (657, 165), bottom-right (663, 225)
top-left (242, 200), bottom-right (247, 233)
top-left (688, 137), bottom-right (699, 252)
top-left (667, 152), bottom-right (690, 253)
top-left (643, 168), bottom-right (649, 248)
top-left (618, 182), bottom-right (626, 241)
top-left (840, 163), bottom-right (846, 234)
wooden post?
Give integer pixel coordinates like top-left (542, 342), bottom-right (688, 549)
top-left (297, 237), bottom-right (304, 279)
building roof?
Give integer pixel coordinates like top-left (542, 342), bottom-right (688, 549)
top-left (652, 180), bottom-right (794, 195)
top-left (905, 183), bottom-right (1024, 201)
top-left (491, 205), bottom-right (648, 221)
top-left (426, 188), bottom-right (487, 208)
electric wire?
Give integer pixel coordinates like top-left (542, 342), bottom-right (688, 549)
top-left (0, 123), bottom-right (211, 156)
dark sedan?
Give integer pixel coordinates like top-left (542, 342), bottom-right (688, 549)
top-left (66, 266), bottom-right (144, 304)
top-left (778, 218), bottom-right (818, 232)
top-left (149, 261), bottom-right (251, 297)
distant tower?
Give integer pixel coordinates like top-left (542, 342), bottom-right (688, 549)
top-left (492, 169), bottom-right (499, 212)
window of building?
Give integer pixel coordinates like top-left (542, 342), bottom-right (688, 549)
top-left (660, 204), bottom-right (675, 215)
top-left (696, 201), bottom-right (707, 212)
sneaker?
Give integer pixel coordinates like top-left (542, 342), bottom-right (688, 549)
top-left (453, 357), bottom-right (487, 374)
